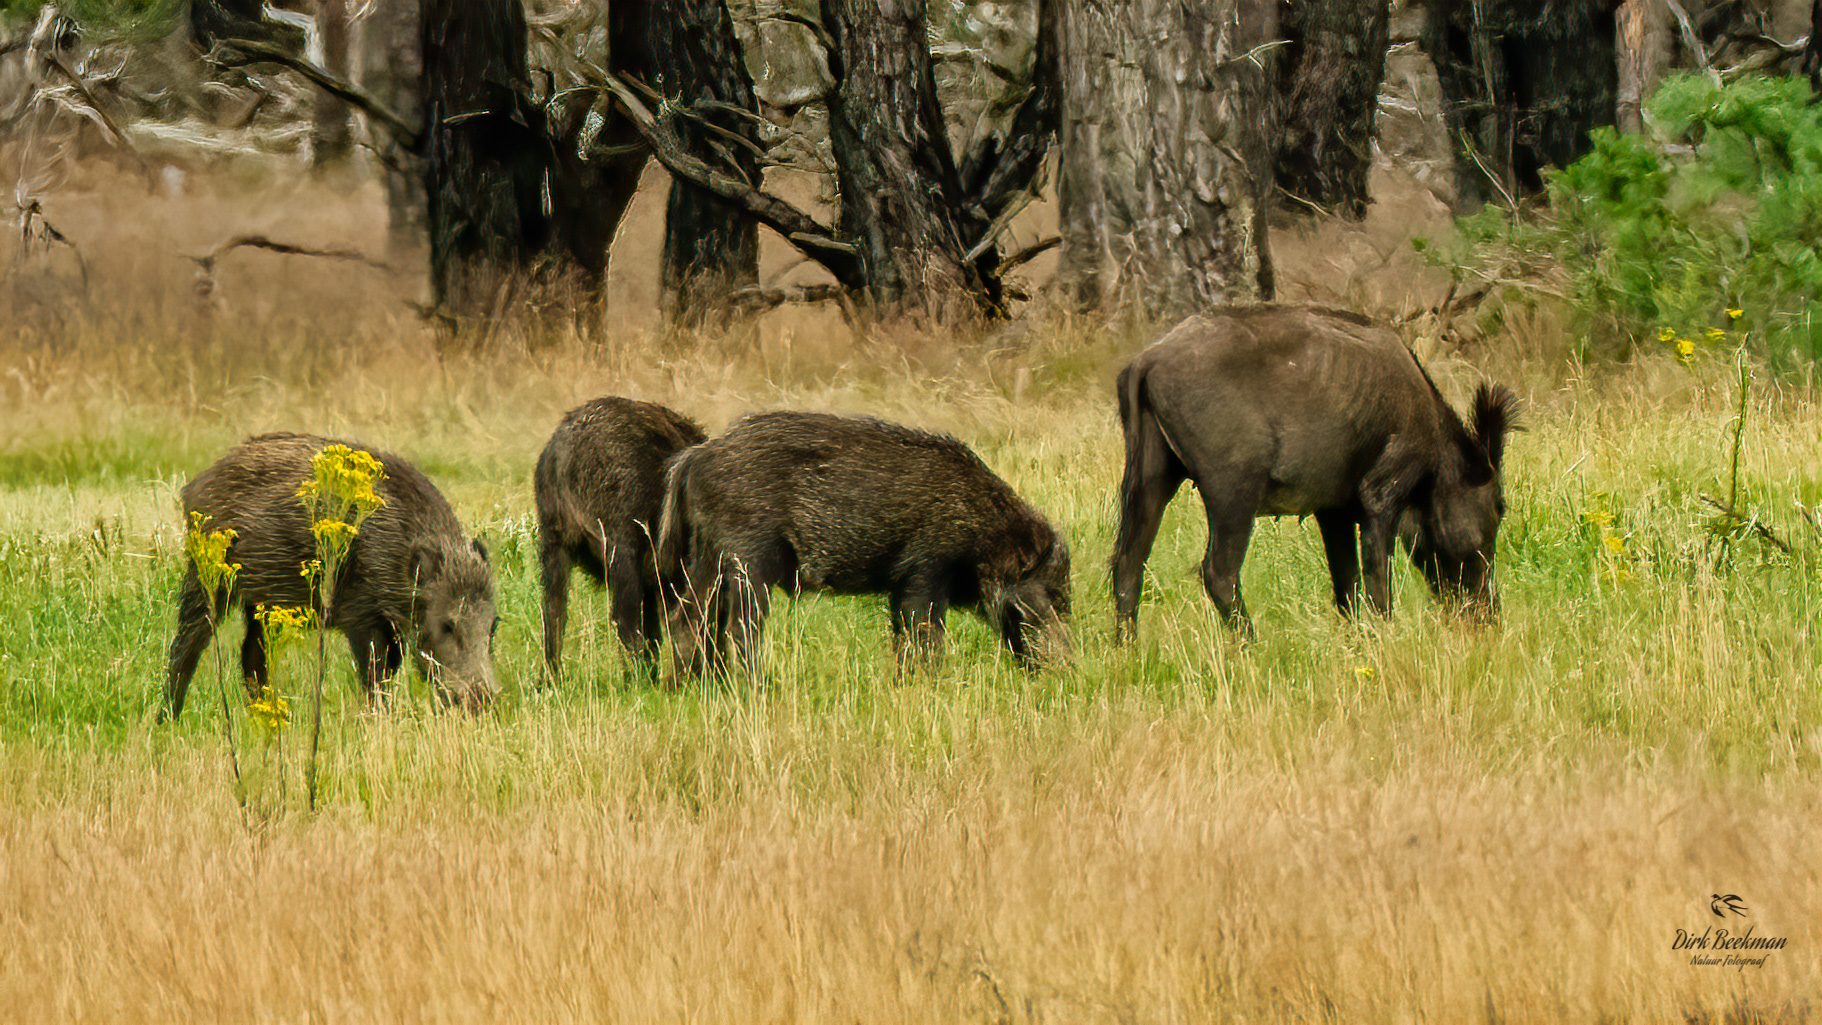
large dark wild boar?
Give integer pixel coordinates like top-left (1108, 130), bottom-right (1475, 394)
top-left (657, 412), bottom-right (1071, 675)
top-left (534, 396), bottom-right (705, 681)
top-left (1111, 305), bottom-right (1516, 636)
top-left (164, 433), bottom-right (498, 719)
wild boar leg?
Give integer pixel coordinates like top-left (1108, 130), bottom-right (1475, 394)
top-left (607, 546), bottom-right (660, 668)
top-left (538, 536), bottom-right (572, 684)
top-left (1111, 434), bottom-right (1186, 640)
top-left (889, 574), bottom-right (949, 667)
top-left (164, 569), bottom-right (221, 721)
top-left (239, 602), bottom-right (269, 697)
top-left (1359, 514), bottom-right (1398, 615)
top-left (668, 550), bottom-right (723, 681)
top-left (1316, 511), bottom-right (1363, 616)
top-left (1197, 483), bottom-right (1261, 632)
top-left (723, 560), bottom-right (773, 674)
top-left (348, 621), bottom-right (402, 698)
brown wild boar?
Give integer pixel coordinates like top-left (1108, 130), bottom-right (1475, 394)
top-left (534, 396), bottom-right (705, 681)
top-left (164, 433), bottom-right (498, 719)
top-left (657, 411), bottom-right (1071, 675)
top-left (1111, 305), bottom-right (1516, 636)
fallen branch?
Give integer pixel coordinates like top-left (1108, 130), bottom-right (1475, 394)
top-left (1000, 235), bottom-right (1060, 274)
top-left (186, 234), bottom-right (389, 302)
top-left (1700, 494), bottom-right (1793, 555)
top-left (213, 38), bottom-right (421, 147)
top-left (727, 283), bottom-right (846, 311)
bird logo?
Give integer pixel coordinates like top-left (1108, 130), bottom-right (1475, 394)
top-left (1710, 894), bottom-right (1748, 918)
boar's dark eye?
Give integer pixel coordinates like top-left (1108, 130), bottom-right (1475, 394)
top-left (440, 620), bottom-right (457, 637)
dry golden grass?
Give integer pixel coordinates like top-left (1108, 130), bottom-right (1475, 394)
top-left (2, 168), bottom-right (1819, 1023)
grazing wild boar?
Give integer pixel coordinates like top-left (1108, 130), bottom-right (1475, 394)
top-left (1111, 305), bottom-right (1516, 636)
top-left (165, 433), bottom-right (498, 719)
top-left (657, 411), bottom-right (1071, 676)
top-left (534, 396), bottom-right (705, 681)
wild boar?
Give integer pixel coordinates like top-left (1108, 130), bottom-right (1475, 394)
top-left (657, 411), bottom-right (1071, 676)
top-left (534, 396), bottom-right (705, 681)
top-left (1110, 305), bottom-right (1516, 636)
top-left (164, 432), bottom-right (498, 719)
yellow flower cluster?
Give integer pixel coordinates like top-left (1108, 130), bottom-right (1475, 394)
top-left (184, 511), bottom-right (240, 596)
top-left (297, 444), bottom-right (386, 570)
top-left (1582, 502), bottom-right (1633, 582)
top-left (295, 444), bottom-right (386, 514)
top-left (247, 686), bottom-right (291, 732)
top-left (256, 603), bottom-right (317, 645)
top-left (1657, 307), bottom-right (1745, 366)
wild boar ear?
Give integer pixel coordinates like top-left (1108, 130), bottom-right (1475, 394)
top-left (471, 538), bottom-right (490, 564)
top-left (1471, 383), bottom-right (1519, 470)
top-left (409, 542), bottom-right (444, 585)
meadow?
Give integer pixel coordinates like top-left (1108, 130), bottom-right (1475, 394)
top-left (2, 172), bottom-right (1820, 1022)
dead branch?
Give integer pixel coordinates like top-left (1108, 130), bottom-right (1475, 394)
top-left (14, 195), bottom-right (89, 289)
top-left (595, 68), bottom-right (863, 286)
top-left (1000, 235), bottom-right (1060, 274)
top-left (212, 38), bottom-right (421, 146)
top-left (1700, 494), bottom-right (1794, 555)
top-left (727, 283), bottom-right (846, 311)
top-left (185, 234), bottom-right (390, 304)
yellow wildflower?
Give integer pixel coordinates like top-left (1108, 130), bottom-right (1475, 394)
top-left (1705, 327), bottom-right (1726, 342)
top-left (1657, 327), bottom-right (1677, 343)
top-left (1354, 665), bottom-right (1377, 681)
top-left (183, 511), bottom-right (239, 596)
top-left (1603, 534), bottom-right (1627, 556)
top-left (1726, 308), bottom-right (1744, 321)
top-left (1675, 338), bottom-right (1696, 363)
top-left (247, 686), bottom-right (291, 732)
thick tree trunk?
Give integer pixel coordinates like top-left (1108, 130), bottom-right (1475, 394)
top-left (357, 0), bottom-right (424, 258)
top-left (1423, 0), bottom-right (1619, 207)
top-left (310, 0), bottom-right (352, 167)
top-left (420, 0), bottom-right (554, 319)
top-left (543, 4), bottom-right (655, 323)
top-left (1616, 0), bottom-right (1672, 133)
top-left (649, 0), bottom-right (761, 327)
top-left (1057, 0), bottom-right (1279, 315)
top-left (823, 0), bottom-right (998, 317)
top-left (1275, 0), bottom-right (1392, 219)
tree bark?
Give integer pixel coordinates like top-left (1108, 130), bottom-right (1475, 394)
top-left (420, 0), bottom-right (554, 319)
top-left (1423, 0), bottom-right (1620, 207)
top-left (542, 4), bottom-right (655, 324)
top-left (823, 0), bottom-right (999, 317)
top-left (1275, 0), bottom-right (1392, 219)
top-left (357, 0), bottom-right (424, 258)
top-left (649, 0), bottom-right (761, 327)
top-left (1057, 0), bottom-right (1279, 315)
top-left (1616, 0), bottom-right (1672, 133)
top-left (311, 0), bottom-right (353, 168)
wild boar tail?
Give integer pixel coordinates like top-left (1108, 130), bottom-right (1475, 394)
top-left (655, 448), bottom-right (697, 586)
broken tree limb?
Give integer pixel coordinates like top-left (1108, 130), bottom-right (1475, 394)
top-left (595, 68), bottom-right (864, 287)
top-left (213, 38), bottom-right (421, 147)
top-left (185, 234), bottom-right (390, 305)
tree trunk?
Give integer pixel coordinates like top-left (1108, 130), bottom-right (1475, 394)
top-left (1423, 0), bottom-right (1619, 207)
top-left (543, 4), bottom-right (655, 324)
top-left (1057, 0), bottom-right (1279, 315)
top-left (311, 0), bottom-right (353, 168)
top-left (420, 0), bottom-right (554, 319)
top-left (1616, 0), bottom-right (1671, 133)
top-left (357, 0), bottom-right (424, 258)
top-left (823, 0), bottom-right (998, 317)
top-left (1275, 0), bottom-right (1392, 219)
top-left (649, 0), bottom-right (761, 327)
